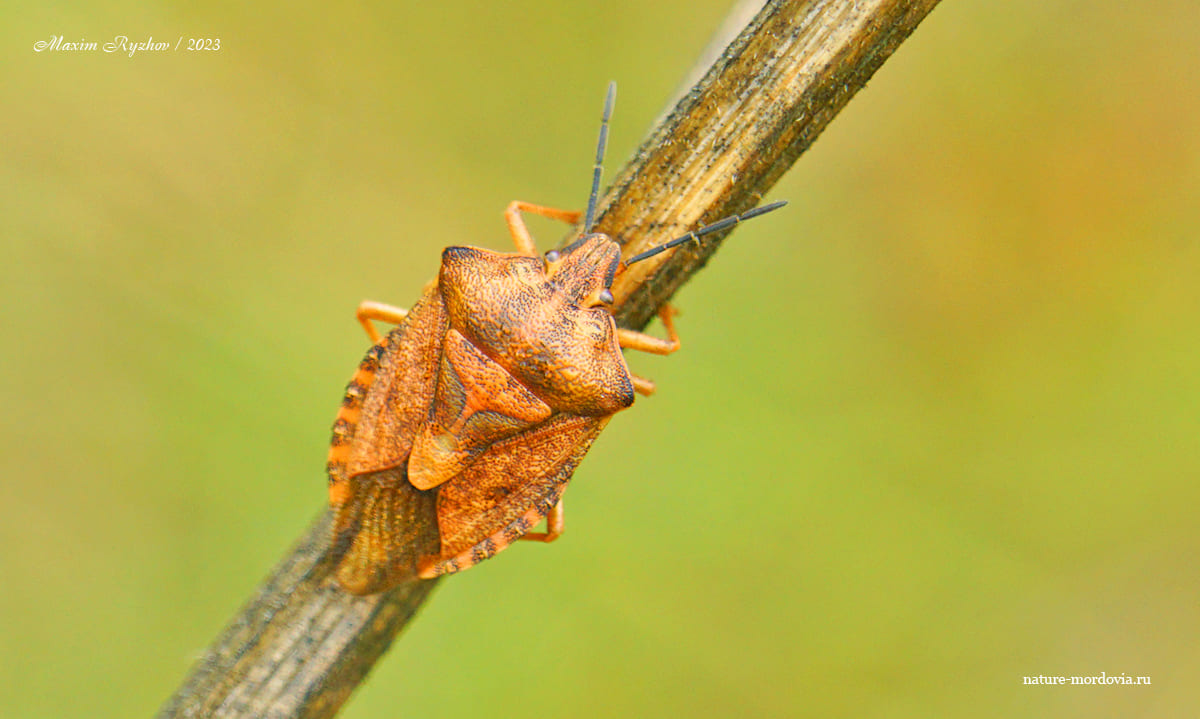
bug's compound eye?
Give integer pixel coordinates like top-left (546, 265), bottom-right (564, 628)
top-left (582, 287), bottom-right (615, 308)
top-left (544, 249), bottom-right (560, 263)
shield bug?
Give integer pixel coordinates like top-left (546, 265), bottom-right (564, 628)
top-left (328, 83), bottom-right (786, 594)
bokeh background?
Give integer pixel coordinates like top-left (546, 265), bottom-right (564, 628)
top-left (4, 1), bottom-right (1198, 717)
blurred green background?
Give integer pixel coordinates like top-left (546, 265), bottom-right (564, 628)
top-left (4, 1), bottom-right (1198, 717)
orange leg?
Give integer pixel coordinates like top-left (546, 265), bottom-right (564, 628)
top-left (618, 305), bottom-right (681, 396)
top-left (617, 304), bottom-right (681, 355)
top-left (519, 498), bottom-right (564, 543)
top-left (356, 300), bottom-right (408, 344)
top-left (505, 201), bottom-right (583, 256)
top-left (629, 374), bottom-right (658, 396)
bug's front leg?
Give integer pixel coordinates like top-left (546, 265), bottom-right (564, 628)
top-left (505, 201), bottom-right (583, 256)
top-left (356, 300), bottom-right (409, 344)
top-left (518, 498), bottom-right (564, 543)
top-left (617, 305), bottom-right (681, 396)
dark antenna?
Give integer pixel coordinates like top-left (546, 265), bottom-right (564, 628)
top-left (584, 81), bottom-right (617, 233)
top-left (624, 200), bottom-right (789, 266)
top-left (550, 82), bottom-right (617, 262)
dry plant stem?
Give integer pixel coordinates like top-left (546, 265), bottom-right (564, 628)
top-left (158, 512), bottom-right (440, 718)
top-left (157, 0), bottom-right (941, 716)
top-left (602, 0), bottom-right (943, 331)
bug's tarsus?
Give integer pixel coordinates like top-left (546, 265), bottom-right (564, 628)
top-left (624, 200), bottom-right (789, 266)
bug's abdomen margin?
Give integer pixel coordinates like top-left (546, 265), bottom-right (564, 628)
top-left (327, 342), bottom-right (384, 507)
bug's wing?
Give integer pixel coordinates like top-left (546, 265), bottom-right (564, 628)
top-left (331, 465), bottom-right (440, 594)
top-left (347, 288), bottom-right (448, 478)
top-left (329, 288), bottom-right (447, 595)
top-left (420, 413), bottom-right (609, 578)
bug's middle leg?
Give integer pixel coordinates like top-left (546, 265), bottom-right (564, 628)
top-left (618, 305), bottom-right (681, 396)
top-left (505, 201), bottom-right (583, 256)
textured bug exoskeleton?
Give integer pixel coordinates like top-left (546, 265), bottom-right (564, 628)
top-left (328, 84), bottom-right (785, 593)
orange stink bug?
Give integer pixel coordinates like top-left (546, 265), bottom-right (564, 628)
top-left (327, 83), bottom-right (785, 594)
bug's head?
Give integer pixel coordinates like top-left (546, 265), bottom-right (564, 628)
top-left (543, 233), bottom-right (619, 309)
top-left (537, 81), bottom-right (620, 310)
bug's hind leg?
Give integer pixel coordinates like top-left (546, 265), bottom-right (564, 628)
top-left (618, 305), bottom-right (681, 396)
top-left (505, 201), bottom-right (583, 256)
top-left (356, 300), bottom-right (409, 344)
top-left (518, 498), bottom-right (564, 543)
